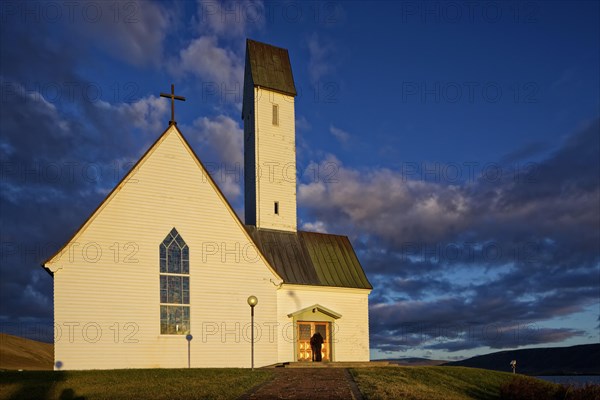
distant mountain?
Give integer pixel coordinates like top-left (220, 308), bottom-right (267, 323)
top-left (443, 344), bottom-right (600, 376)
top-left (0, 333), bottom-right (53, 370)
top-left (376, 357), bottom-right (446, 366)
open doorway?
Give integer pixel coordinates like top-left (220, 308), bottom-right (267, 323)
top-left (297, 321), bottom-right (331, 361)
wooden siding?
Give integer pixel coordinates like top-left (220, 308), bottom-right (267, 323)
top-left (47, 126), bottom-right (281, 370)
top-left (243, 39), bottom-right (297, 232)
top-left (249, 87), bottom-right (297, 231)
top-left (276, 285), bottom-right (371, 363)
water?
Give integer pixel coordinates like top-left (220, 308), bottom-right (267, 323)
top-left (536, 376), bottom-right (600, 387)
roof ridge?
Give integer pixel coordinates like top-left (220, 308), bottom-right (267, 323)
top-left (246, 38), bottom-right (289, 52)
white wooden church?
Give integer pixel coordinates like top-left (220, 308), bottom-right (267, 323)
top-left (43, 40), bottom-right (372, 369)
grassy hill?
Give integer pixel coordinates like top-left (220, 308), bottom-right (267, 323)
top-left (0, 334), bottom-right (53, 371)
top-left (0, 366), bottom-right (546, 400)
top-left (381, 357), bottom-right (446, 366)
top-left (443, 343), bottom-right (600, 375)
top-left (352, 367), bottom-right (600, 400)
top-left (0, 334), bottom-right (597, 399)
top-left (1, 364), bottom-right (594, 400)
top-left (0, 369), bottom-right (272, 400)
top-left (352, 366), bottom-right (528, 400)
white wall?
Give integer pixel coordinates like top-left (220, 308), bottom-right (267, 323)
top-left (276, 285), bottom-right (371, 363)
top-left (47, 126), bottom-right (281, 369)
top-left (251, 87), bottom-right (297, 232)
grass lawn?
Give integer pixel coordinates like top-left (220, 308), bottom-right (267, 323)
top-left (0, 368), bottom-right (273, 400)
top-left (350, 366), bottom-right (526, 400)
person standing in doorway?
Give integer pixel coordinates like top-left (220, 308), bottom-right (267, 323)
top-left (310, 332), bottom-right (324, 362)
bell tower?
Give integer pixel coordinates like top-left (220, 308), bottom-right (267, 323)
top-left (243, 39), bottom-right (297, 232)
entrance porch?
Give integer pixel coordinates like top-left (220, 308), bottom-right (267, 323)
top-left (287, 304), bottom-right (342, 363)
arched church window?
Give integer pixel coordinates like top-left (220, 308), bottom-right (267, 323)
top-left (159, 228), bottom-right (190, 335)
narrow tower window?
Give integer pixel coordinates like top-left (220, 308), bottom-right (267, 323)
top-left (272, 104), bottom-right (279, 126)
top-left (274, 201), bottom-right (279, 215)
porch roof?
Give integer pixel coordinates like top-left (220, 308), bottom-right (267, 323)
top-left (287, 304), bottom-right (342, 319)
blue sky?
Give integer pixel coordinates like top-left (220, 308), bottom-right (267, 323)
top-left (0, 0), bottom-right (598, 361)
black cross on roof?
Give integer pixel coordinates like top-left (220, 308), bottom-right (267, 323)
top-left (160, 84), bottom-right (186, 126)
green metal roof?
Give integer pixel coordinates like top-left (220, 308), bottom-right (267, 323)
top-left (245, 226), bottom-right (372, 290)
top-left (246, 39), bottom-right (297, 96)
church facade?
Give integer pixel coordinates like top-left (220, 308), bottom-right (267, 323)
top-left (43, 40), bottom-right (372, 370)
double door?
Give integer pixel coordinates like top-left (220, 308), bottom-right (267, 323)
top-left (297, 321), bottom-right (330, 362)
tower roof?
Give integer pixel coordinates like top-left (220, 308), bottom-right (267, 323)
top-left (246, 39), bottom-right (297, 96)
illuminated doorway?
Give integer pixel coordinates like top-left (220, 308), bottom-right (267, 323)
top-left (297, 321), bottom-right (331, 362)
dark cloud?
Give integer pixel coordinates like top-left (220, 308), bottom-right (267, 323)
top-left (69, 1), bottom-right (173, 67)
top-left (385, 277), bottom-right (454, 300)
top-left (0, 9), bottom-right (168, 338)
top-left (1, 1), bottom-right (598, 357)
top-left (0, 0), bottom-right (251, 340)
top-left (369, 293), bottom-right (590, 353)
top-left (365, 255), bottom-right (598, 353)
top-left (422, 327), bottom-right (584, 352)
top-left (500, 140), bottom-right (552, 164)
top-left (0, 85), bottom-right (166, 328)
top-left (299, 119), bottom-right (599, 354)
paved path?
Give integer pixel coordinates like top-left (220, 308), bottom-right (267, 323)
top-left (239, 368), bottom-right (364, 400)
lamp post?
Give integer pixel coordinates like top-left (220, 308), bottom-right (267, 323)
top-left (247, 295), bottom-right (258, 370)
top-left (186, 334), bottom-right (193, 368)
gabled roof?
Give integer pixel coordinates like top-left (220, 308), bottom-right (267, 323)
top-left (41, 126), bottom-right (283, 284)
top-left (287, 304), bottom-right (342, 319)
top-left (42, 125), bottom-right (371, 291)
top-left (245, 226), bottom-right (372, 290)
top-left (246, 39), bottom-right (297, 96)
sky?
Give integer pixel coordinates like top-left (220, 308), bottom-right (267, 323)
top-left (0, 0), bottom-right (598, 361)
